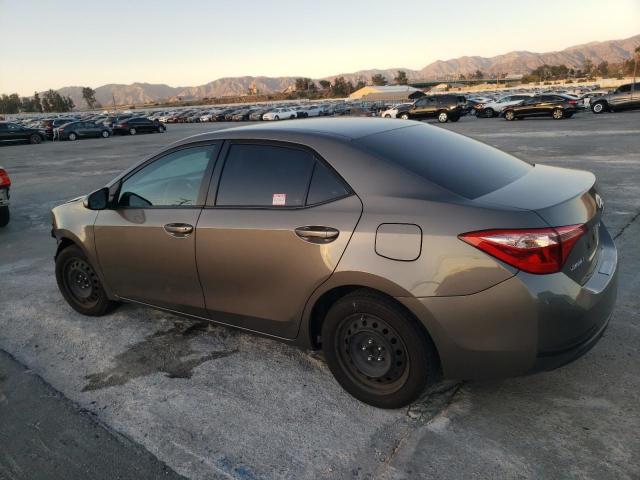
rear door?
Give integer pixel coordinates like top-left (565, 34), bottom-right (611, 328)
top-left (94, 143), bottom-right (219, 316)
top-left (195, 141), bottom-right (362, 338)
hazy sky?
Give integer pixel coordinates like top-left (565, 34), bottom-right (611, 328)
top-left (1, 0), bottom-right (638, 96)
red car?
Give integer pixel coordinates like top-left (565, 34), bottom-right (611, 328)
top-left (0, 167), bottom-right (11, 227)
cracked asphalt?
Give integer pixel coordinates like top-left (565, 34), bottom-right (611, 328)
top-left (1, 111), bottom-right (639, 479)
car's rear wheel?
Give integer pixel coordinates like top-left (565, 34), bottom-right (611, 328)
top-left (437, 111), bottom-right (449, 123)
top-left (68, 132), bottom-right (78, 141)
top-left (504, 110), bottom-right (516, 121)
top-left (321, 290), bottom-right (439, 409)
top-left (592, 101), bottom-right (606, 114)
top-left (274, 115), bottom-right (280, 121)
top-left (101, 130), bottom-right (110, 138)
top-left (399, 113), bottom-right (410, 120)
top-left (552, 108), bottom-right (564, 120)
top-left (0, 206), bottom-right (9, 227)
top-left (55, 245), bottom-right (118, 316)
top-left (29, 134), bottom-right (42, 144)
top-left (157, 125), bottom-right (165, 133)
top-left (448, 115), bottom-right (460, 122)
top-left (483, 107), bottom-right (495, 118)
top-left (129, 127), bottom-right (137, 135)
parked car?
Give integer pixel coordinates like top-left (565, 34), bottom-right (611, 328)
top-left (502, 94), bottom-right (579, 120)
top-left (477, 94), bottom-right (533, 118)
top-left (262, 108), bottom-right (297, 120)
top-left (0, 167), bottom-right (10, 226)
top-left (56, 121), bottom-right (112, 141)
top-left (0, 121), bottom-right (47, 144)
top-left (112, 117), bottom-right (166, 135)
top-left (249, 108), bottom-right (270, 121)
top-left (42, 118), bottom-right (76, 139)
top-left (380, 103), bottom-right (413, 118)
top-left (396, 95), bottom-right (467, 123)
top-left (51, 118), bottom-right (616, 408)
top-left (591, 82), bottom-right (640, 113)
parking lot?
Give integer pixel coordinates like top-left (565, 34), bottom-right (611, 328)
top-left (1, 112), bottom-right (639, 479)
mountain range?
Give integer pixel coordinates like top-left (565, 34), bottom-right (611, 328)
top-left (51, 33), bottom-right (639, 108)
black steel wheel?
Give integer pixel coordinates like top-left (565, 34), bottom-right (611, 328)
top-left (55, 245), bottom-right (118, 316)
top-left (322, 289), bottom-right (439, 408)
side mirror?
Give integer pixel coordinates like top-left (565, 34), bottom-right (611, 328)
top-left (83, 187), bottom-right (110, 210)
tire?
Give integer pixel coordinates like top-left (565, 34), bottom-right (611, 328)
top-left (29, 134), bottom-right (42, 144)
top-left (157, 125), bottom-right (165, 133)
top-left (0, 206), bottom-right (9, 227)
top-left (290, 115), bottom-right (295, 119)
top-left (399, 113), bottom-right (410, 120)
top-left (129, 127), bottom-right (137, 135)
top-left (274, 115), bottom-right (280, 121)
top-left (437, 111), bottom-right (449, 123)
top-left (55, 245), bottom-right (118, 316)
top-left (504, 110), bottom-right (516, 121)
top-left (448, 115), bottom-right (460, 123)
top-left (552, 108), bottom-right (564, 120)
top-left (68, 132), bottom-right (78, 141)
top-left (101, 130), bottom-right (110, 138)
top-left (483, 107), bottom-right (495, 118)
top-left (321, 290), bottom-right (439, 409)
top-left (591, 101), bottom-right (606, 114)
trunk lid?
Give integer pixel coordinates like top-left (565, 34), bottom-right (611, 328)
top-left (475, 164), bottom-right (604, 284)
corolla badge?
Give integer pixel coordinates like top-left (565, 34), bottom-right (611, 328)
top-left (570, 257), bottom-right (584, 271)
top-left (595, 193), bottom-right (604, 211)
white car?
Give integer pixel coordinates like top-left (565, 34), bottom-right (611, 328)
top-left (302, 105), bottom-right (322, 117)
top-left (380, 103), bottom-right (413, 118)
top-left (199, 110), bottom-right (219, 122)
top-left (262, 108), bottom-right (297, 121)
top-left (480, 94), bottom-right (533, 117)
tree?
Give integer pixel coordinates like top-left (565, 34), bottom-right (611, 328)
top-left (582, 59), bottom-right (594, 75)
top-left (0, 94), bottom-right (22, 114)
top-left (371, 74), bottom-right (387, 86)
top-left (473, 70), bottom-right (484, 80)
top-left (330, 77), bottom-right (354, 97)
top-left (82, 87), bottom-right (98, 109)
top-left (33, 92), bottom-right (43, 112)
top-left (354, 79), bottom-right (366, 90)
top-left (394, 70), bottom-right (408, 85)
top-left (596, 61), bottom-right (609, 77)
top-left (319, 79), bottom-right (331, 90)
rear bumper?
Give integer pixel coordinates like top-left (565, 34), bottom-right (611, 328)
top-left (399, 223), bottom-right (618, 380)
top-left (0, 187), bottom-right (9, 207)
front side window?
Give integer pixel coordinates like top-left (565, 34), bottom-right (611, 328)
top-left (216, 144), bottom-right (316, 207)
top-left (118, 145), bottom-right (215, 207)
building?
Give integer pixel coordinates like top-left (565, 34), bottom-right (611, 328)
top-left (349, 85), bottom-right (424, 102)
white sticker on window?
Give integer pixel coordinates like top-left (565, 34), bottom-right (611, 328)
top-left (272, 193), bottom-right (286, 206)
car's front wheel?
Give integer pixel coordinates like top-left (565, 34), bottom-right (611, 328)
top-left (55, 245), bottom-right (118, 316)
top-left (322, 290), bottom-right (439, 409)
top-left (437, 111), bottom-right (449, 123)
top-left (399, 113), bottom-right (410, 120)
top-left (483, 107), bottom-right (495, 118)
top-left (101, 130), bottom-right (110, 138)
top-left (157, 125), bottom-right (165, 133)
top-left (504, 110), bottom-right (516, 121)
top-left (29, 134), bottom-right (42, 144)
top-left (68, 132), bottom-right (78, 141)
top-left (129, 127), bottom-right (137, 135)
top-left (0, 206), bottom-right (9, 227)
top-left (591, 101), bottom-right (607, 114)
top-left (552, 108), bottom-right (564, 120)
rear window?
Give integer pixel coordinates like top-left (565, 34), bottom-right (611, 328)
top-left (356, 124), bottom-right (531, 199)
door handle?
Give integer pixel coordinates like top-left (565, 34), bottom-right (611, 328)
top-left (295, 226), bottom-right (339, 243)
top-left (163, 223), bottom-right (194, 237)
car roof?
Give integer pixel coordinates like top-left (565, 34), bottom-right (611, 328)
top-left (176, 117), bottom-right (416, 144)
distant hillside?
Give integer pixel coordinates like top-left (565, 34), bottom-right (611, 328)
top-left (44, 33), bottom-right (640, 108)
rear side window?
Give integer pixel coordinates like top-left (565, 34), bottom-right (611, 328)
top-left (307, 162), bottom-right (350, 205)
top-left (356, 124), bottom-right (531, 199)
top-left (216, 144), bottom-right (315, 207)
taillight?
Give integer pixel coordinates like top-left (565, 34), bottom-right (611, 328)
top-left (459, 224), bottom-right (587, 274)
top-left (0, 169), bottom-right (11, 187)
top-left (567, 100), bottom-right (578, 105)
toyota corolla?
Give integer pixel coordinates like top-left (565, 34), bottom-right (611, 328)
top-left (51, 118), bottom-right (617, 408)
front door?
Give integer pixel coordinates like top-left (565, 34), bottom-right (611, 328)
top-left (94, 143), bottom-right (219, 316)
top-left (195, 142), bottom-right (362, 338)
